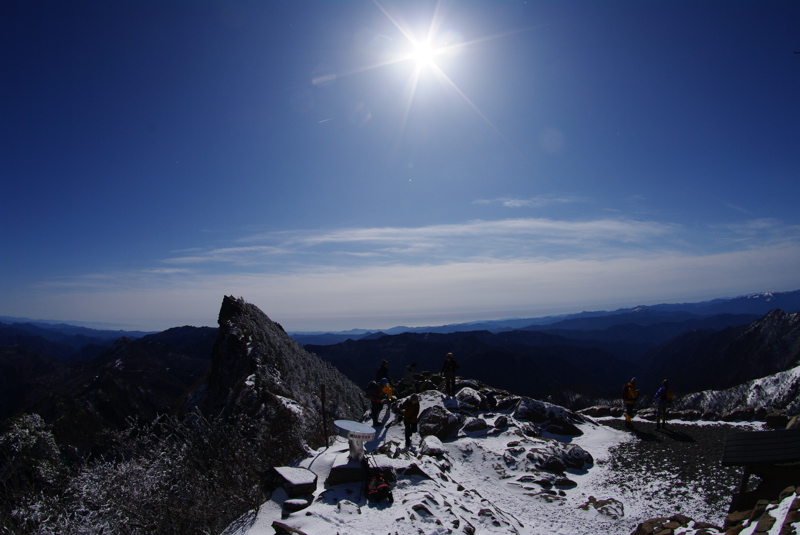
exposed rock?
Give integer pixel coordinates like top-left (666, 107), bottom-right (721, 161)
top-left (273, 466), bottom-right (317, 497)
top-left (578, 405), bottom-right (614, 418)
top-left (512, 397), bottom-right (584, 436)
top-left (420, 435), bottom-right (447, 457)
top-left (765, 411), bottom-right (789, 429)
top-left (282, 498), bottom-right (311, 513)
top-left (577, 496), bottom-right (625, 519)
top-left (195, 296), bottom-right (364, 435)
top-left (677, 409), bottom-right (702, 421)
top-left (631, 486), bottom-right (799, 535)
top-left (461, 417), bottom-right (489, 433)
top-left (721, 406), bottom-right (755, 422)
top-left (456, 387), bottom-right (484, 413)
top-left (518, 422), bottom-right (542, 438)
top-left (272, 520), bottom-right (309, 534)
top-left (419, 404), bottom-right (462, 440)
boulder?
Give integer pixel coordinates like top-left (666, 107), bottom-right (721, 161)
top-left (765, 412), bottom-right (789, 429)
top-left (561, 444), bottom-right (594, 470)
top-left (577, 496), bottom-right (625, 520)
top-left (495, 395), bottom-right (522, 411)
top-left (273, 466), bottom-right (317, 498)
top-left (543, 420), bottom-right (582, 436)
top-left (272, 520), bottom-right (309, 535)
top-left (455, 387), bottom-right (484, 413)
top-left (579, 405), bottom-right (613, 418)
top-left (283, 498), bottom-right (311, 513)
top-left (519, 422), bottom-right (542, 438)
top-left (461, 417), bottom-right (489, 433)
top-left (678, 409), bottom-right (702, 421)
top-left (722, 406), bottom-right (755, 422)
top-left (419, 405), bottom-right (462, 441)
top-left (420, 435), bottom-right (447, 457)
top-left (513, 397), bottom-right (584, 436)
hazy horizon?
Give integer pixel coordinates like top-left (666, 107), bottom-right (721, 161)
top-left (2, 288), bottom-right (796, 334)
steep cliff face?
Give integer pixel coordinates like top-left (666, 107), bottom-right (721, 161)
top-left (195, 296), bottom-right (365, 446)
top-left (647, 309), bottom-right (800, 392)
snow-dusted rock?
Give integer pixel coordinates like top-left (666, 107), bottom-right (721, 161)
top-left (273, 466), bottom-right (317, 497)
top-left (336, 499), bottom-right (361, 515)
top-left (420, 435), bottom-right (446, 457)
top-left (282, 498), bottom-right (311, 513)
top-left (461, 416), bottom-right (489, 434)
top-left (272, 520), bottom-right (308, 534)
top-left (419, 404), bottom-right (462, 440)
top-left (721, 406), bottom-right (755, 422)
top-left (579, 405), bottom-right (614, 418)
top-left (512, 397), bottom-right (585, 436)
top-left (455, 387), bottom-right (484, 412)
top-left (577, 496), bottom-right (625, 520)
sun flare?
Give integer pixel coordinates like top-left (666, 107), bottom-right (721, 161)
top-left (409, 41), bottom-right (437, 68)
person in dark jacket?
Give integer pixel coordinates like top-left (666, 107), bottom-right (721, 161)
top-left (442, 353), bottom-right (458, 397)
top-left (367, 381), bottom-right (383, 427)
top-left (400, 394), bottom-right (420, 449)
top-left (654, 379), bottom-right (673, 429)
top-left (376, 359), bottom-right (391, 385)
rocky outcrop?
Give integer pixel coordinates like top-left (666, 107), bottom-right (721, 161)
top-left (193, 296), bottom-right (364, 435)
top-left (631, 485), bottom-right (800, 535)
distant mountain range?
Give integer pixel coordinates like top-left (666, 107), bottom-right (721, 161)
top-left (2, 290), bottom-right (799, 448)
top-left (289, 289), bottom-right (800, 345)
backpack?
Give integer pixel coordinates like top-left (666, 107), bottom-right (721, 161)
top-left (665, 389), bottom-right (674, 402)
top-left (621, 384), bottom-right (630, 401)
top-left (367, 472), bottom-right (392, 503)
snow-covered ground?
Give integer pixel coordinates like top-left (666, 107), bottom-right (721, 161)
top-left (222, 394), bottom-right (774, 535)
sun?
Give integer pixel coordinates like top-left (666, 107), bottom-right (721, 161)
top-left (409, 41), bottom-right (437, 69)
top-left (352, 0), bottom-right (509, 143)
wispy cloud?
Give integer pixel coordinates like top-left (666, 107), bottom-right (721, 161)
top-left (14, 216), bottom-right (800, 331)
top-left (473, 195), bottom-right (581, 209)
top-left (221, 217), bottom-right (678, 268)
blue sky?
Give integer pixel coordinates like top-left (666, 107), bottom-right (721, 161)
top-left (2, 0), bottom-right (800, 332)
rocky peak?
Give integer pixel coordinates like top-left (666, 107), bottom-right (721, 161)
top-left (193, 296), bottom-right (365, 444)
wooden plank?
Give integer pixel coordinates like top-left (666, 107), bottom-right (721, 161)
top-left (721, 428), bottom-right (800, 465)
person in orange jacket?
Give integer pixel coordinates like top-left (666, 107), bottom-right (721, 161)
top-left (622, 377), bottom-right (639, 427)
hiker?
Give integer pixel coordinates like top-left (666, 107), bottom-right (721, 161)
top-left (380, 377), bottom-right (394, 401)
top-left (654, 379), bottom-right (674, 429)
top-left (400, 363), bottom-right (418, 396)
top-left (367, 381), bottom-right (383, 427)
top-left (376, 359), bottom-right (392, 386)
top-left (442, 352), bottom-right (458, 396)
top-left (400, 394), bottom-right (420, 449)
top-left (621, 377), bottom-right (639, 426)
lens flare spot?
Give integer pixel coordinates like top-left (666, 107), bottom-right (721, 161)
top-left (348, 102), bottom-right (372, 127)
top-left (311, 64), bottom-right (336, 87)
